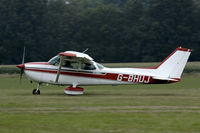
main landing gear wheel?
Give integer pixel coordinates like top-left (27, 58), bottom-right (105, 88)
top-left (32, 89), bottom-right (40, 95)
top-left (33, 83), bottom-right (41, 95)
top-left (64, 86), bottom-right (84, 95)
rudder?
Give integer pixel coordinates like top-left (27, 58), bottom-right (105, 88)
top-left (155, 47), bottom-right (192, 79)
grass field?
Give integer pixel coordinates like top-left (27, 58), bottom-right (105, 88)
top-left (0, 63), bottom-right (200, 133)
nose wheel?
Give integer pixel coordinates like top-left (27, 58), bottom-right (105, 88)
top-left (33, 89), bottom-right (40, 95)
top-left (33, 83), bottom-right (41, 95)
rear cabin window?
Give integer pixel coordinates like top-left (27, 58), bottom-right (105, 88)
top-left (96, 63), bottom-right (104, 70)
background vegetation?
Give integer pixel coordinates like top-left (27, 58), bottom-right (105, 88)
top-left (0, 0), bottom-right (199, 64)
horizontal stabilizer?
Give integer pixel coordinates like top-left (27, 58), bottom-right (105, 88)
top-left (152, 76), bottom-right (179, 81)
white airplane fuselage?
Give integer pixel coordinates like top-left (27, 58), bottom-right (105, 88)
top-left (17, 47), bottom-right (192, 95)
top-left (24, 61), bottom-right (160, 86)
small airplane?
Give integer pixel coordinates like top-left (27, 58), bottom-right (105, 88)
top-left (17, 46), bottom-right (192, 95)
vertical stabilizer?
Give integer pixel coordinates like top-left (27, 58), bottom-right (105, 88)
top-left (155, 47), bottom-right (192, 79)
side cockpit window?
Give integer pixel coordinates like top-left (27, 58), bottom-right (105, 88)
top-left (49, 56), bottom-right (96, 70)
top-left (62, 60), bottom-right (79, 69)
top-left (63, 60), bottom-right (96, 70)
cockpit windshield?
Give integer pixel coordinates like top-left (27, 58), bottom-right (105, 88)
top-left (48, 56), bottom-right (60, 66)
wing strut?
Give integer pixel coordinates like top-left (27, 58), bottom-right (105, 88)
top-left (55, 56), bottom-right (64, 83)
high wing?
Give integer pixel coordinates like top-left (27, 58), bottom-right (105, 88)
top-left (55, 51), bottom-right (93, 82)
top-left (59, 51), bottom-right (93, 63)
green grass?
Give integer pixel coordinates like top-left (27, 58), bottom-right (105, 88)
top-left (0, 75), bottom-right (200, 133)
top-left (0, 65), bottom-right (19, 74)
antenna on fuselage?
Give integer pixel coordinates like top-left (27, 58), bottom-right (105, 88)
top-left (82, 48), bottom-right (89, 53)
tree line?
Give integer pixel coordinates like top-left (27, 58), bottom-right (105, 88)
top-left (0, 0), bottom-right (199, 64)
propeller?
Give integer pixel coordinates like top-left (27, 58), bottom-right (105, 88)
top-left (16, 47), bottom-right (26, 83)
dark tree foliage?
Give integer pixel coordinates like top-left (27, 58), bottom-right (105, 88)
top-left (102, 0), bottom-right (129, 6)
top-left (0, 0), bottom-right (199, 64)
top-left (141, 0), bottom-right (197, 62)
top-left (0, 0), bottom-right (48, 64)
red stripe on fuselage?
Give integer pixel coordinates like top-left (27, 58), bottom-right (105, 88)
top-left (24, 68), bottom-right (176, 84)
top-left (25, 68), bottom-right (117, 80)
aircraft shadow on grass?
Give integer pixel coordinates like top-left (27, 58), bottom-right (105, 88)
top-left (16, 92), bottom-right (186, 97)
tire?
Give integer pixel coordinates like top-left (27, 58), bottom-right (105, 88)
top-left (32, 89), bottom-right (40, 95)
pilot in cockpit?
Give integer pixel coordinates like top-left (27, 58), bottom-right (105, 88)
top-left (63, 60), bottom-right (72, 68)
top-left (84, 63), bottom-right (95, 70)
